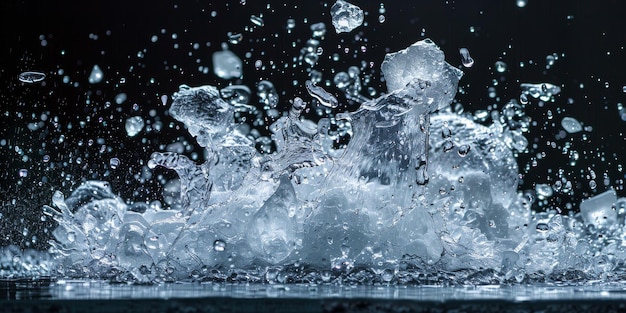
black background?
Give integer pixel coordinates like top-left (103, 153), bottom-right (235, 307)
top-left (0, 0), bottom-right (625, 249)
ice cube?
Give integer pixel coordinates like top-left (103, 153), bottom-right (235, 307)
top-left (380, 39), bottom-right (463, 111)
top-left (330, 0), bottom-right (364, 33)
top-left (125, 116), bottom-right (145, 137)
top-left (580, 189), bottom-right (617, 227)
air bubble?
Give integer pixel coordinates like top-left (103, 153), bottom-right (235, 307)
top-left (213, 240), bottom-right (227, 252)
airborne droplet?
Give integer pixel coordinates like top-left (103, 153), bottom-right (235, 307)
top-left (18, 71), bottom-right (46, 83)
top-left (459, 48), bottom-right (474, 68)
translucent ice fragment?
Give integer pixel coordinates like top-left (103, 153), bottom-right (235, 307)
top-left (249, 175), bottom-right (299, 264)
top-left (125, 116), bottom-right (145, 137)
top-left (305, 80), bottom-right (338, 108)
top-left (459, 48), bottom-right (474, 67)
top-left (561, 116), bottom-right (582, 133)
top-left (18, 71), bottom-right (46, 83)
top-left (580, 189), bottom-right (617, 228)
top-left (330, 0), bottom-right (364, 33)
top-left (88, 64), bottom-right (104, 84)
top-left (520, 82), bottom-right (561, 101)
top-left (212, 50), bottom-right (242, 79)
top-left (169, 84), bottom-right (241, 148)
top-left (381, 38), bottom-right (463, 111)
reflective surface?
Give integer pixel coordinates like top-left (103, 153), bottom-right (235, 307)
top-left (3, 279), bottom-right (626, 313)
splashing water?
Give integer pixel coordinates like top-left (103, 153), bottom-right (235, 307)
top-left (18, 36), bottom-right (619, 285)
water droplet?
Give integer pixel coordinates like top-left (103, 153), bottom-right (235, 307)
top-left (88, 64), bottom-right (104, 84)
top-left (495, 61), bottom-right (507, 73)
top-left (457, 144), bottom-right (471, 157)
top-left (536, 223), bottom-right (549, 232)
top-left (561, 117), bottom-right (583, 133)
top-left (18, 71), bottom-right (46, 83)
top-left (250, 15), bottom-right (264, 27)
top-left (115, 93), bottom-right (127, 104)
top-left (228, 33), bottom-right (243, 45)
top-left (310, 22), bottom-right (327, 38)
top-left (519, 93), bottom-right (529, 104)
top-left (110, 158), bottom-right (120, 169)
top-left (18, 169), bottom-right (28, 177)
top-left (459, 48), bottom-right (474, 67)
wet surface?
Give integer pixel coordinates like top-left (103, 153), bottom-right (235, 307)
top-left (3, 280), bottom-right (626, 312)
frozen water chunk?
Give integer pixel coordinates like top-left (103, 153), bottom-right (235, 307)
top-left (380, 38), bottom-right (463, 111)
top-left (169, 84), bottom-right (236, 148)
top-left (561, 116), bottom-right (583, 133)
top-left (125, 116), bottom-right (145, 137)
top-left (580, 189), bottom-right (617, 228)
top-left (212, 50), bottom-right (242, 79)
top-left (520, 82), bottom-right (561, 101)
top-left (88, 64), bottom-right (104, 84)
top-left (330, 0), bottom-right (364, 33)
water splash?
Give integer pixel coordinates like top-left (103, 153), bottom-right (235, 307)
top-left (33, 39), bottom-right (626, 285)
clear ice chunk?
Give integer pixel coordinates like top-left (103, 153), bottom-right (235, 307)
top-left (381, 39), bottom-right (464, 111)
top-left (212, 49), bottom-right (243, 79)
top-left (125, 116), bottom-right (145, 137)
top-left (249, 175), bottom-right (299, 264)
top-left (580, 189), bottom-right (617, 228)
top-left (330, 0), bottom-right (364, 33)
